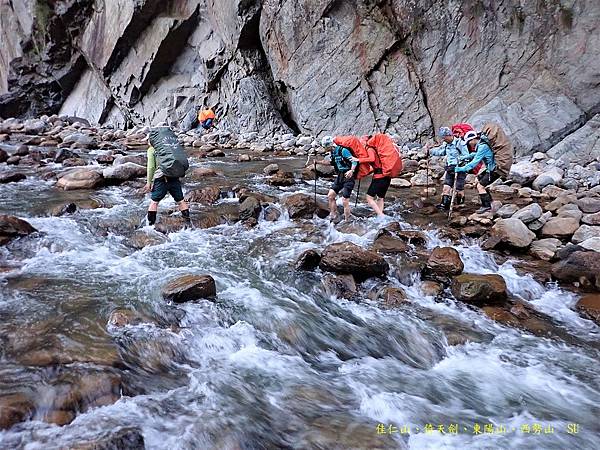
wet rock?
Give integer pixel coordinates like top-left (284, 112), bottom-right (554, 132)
top-left (96, 154), bottom-right (115, 165)
top-left (379, 286), bottom-right (408, 308)
top-left (239, 196), bottom-right (262, 221)
top-left (54, 148), bottom-right (77, 163)
top-left (207, 149), bottom-right (225, 157)
top-left (154, 214), bottom-right (221, 233)
top-left (264, 205), bottom-right (281, 222)
top-left (282, 193), bottom-right (328, 219)
top-left (15, 145), bottom-right (29, 156)
top-left (56, 169), bottom-right (103, 190)
top-left (184, 186), bottom-right (221, 204)
top-left (113, 154), bottom-right (147, 166)
top-left (6, 155), bottom-right (20, 165)
top-left (162, 274), bottom-right (217, 303)
top-left (127, 229), bottom-right (167, 249)
top-left (425, 247), bottom-right (464, 276)
top-left (421, 280), bottom-right (443, 297)
top-left (551, 251), bottom-right (600, 289)
top-left (52, 203), bottom-right (77, 216)
top-left (188, 167), bottom-right (222, 179)
top-left (577, 197), bottom-right (600, 214)
top-left (512, 203), bottom-right (543, 223)
top-left (0, 393), bottom-right (34, 430)
top-left (0, 149), bottom-right (7, 163)
top-left (322, 274), bottom-right (356, 299)
top-left (263, 163), bottom-right (279, 175)
top-left (486, 218), bottom-right (535, 249)
top-left (296, 249), bottom-right (321, 271)
top-left (451, 274), bottom-right (508, 305)
top-left (0, 172), bottom-right (25, 183)
top-left (108, 308), bottom-right (146, 328)
top-left (495, 203), bottom-right (518, 218)
top-left (541, 217), bottom-right (580, 238)
top-left (572, 225), bottom-right (600, 244)
top-left (579, 237), bottom-right (600, 253)
top-left (530, 238), bottom-right (562, 261)
top-left (372, 229), bottom-right (409, 254)
top-left (576, 294), bottom-right (600, 324)
top-left (384, 223), bottom-right (428, 245)
top-left (69, 427), bottom-right (145, 450)
top-left (270, 171), bottom-right (295, 186)
top-left (62, 157), bottom-right (88, 167)
top-left (103, 163), bottom-right (146, 182)
top-left (0, 215), bottom-right (37, 245)
top-left (319, 242), bottom-right (388, 280)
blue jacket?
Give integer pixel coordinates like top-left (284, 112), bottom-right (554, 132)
top-left (330, 146), bottom-right (357, 173)
top-left (430, 138), bottom-right (470, 167)
top-left (456, 139), bottom-right (496, 173)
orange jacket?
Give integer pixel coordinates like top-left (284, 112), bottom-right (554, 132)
top-left (198, 109), bottom-right (216, 122)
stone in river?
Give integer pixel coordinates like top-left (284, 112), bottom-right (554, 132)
top-left (162, 274), bottom-right (217, 303)
top-left (319, 242), bottom-right (388, 280)
top-left (451, 274), bottom-right (508, 305)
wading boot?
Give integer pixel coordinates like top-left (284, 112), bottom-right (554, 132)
top-left (436, 195), bottom-right (451, 211)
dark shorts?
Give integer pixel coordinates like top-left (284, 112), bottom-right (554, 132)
top-left (331, 173), bottom-right (355, 199)
top-left (478, 171), bottom-right (501, 187)
top-left (444, 166), bottom-right (467, 191)
top-left (367, 177), bottom-right (391, 199)
top-left (151, 177), bottom-right (184, 202)
top-left (201, 119), bottom-right (214, 130)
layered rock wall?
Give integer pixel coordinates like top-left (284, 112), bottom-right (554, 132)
top-left (1, 0), bottom-right (599, 159)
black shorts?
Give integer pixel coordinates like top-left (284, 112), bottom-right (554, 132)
top-left (151, 177), bottom-right (184, 202)
top-left (331, 173), bottom-right (355, 199)
top-left (477, 171), bottom-right (501, 187)
top-left (367, 177), bottom-right (391, 199)
top-left (444, 166), bottom-right (467, 190)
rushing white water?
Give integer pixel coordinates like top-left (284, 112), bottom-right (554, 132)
top-left (1, 158), bottom-right (599, 450)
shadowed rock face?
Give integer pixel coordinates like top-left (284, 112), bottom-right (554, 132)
top-left (1, 1), bottom-right (600, 158)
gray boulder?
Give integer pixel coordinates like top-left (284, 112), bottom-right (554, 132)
top-left (512, 203), bottom-right (543, 223)
top-left (572, 225), bottom-right (600, 244)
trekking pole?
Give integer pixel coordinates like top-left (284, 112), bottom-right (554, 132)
top-left (448, 172), bottom-right (459, 222)
top-left (425, 145), bottom-right (430, 199)
top-left (355, 178), bottom-right (361, 208)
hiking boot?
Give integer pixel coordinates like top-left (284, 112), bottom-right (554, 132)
top-left (436, 195), bottom-right (451, 211)
top-left (456, 194), bottom-right (465, 205)
top-left (476, 193), bottom-right (492, 214)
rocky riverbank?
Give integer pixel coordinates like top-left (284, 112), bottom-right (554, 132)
top-left (1, 115), bottom-right (600, 447)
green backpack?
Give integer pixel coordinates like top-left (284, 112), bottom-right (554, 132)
top-left (149, 127), bottom-right (189, 178)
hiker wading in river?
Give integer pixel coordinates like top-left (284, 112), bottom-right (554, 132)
top-left (143, 125), bottom-right (191, 226)
top-left (426, 126), bottom-right (471, 211)
top-left (322, 136), bottom-right (358, 221)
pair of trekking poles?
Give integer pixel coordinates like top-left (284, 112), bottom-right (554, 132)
top-left (311, 156), bottom-right (362, 208)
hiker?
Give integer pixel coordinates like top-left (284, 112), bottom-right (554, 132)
top-left (426, 126), bottom-right (471, 210)
top-left (356, 134), bottom-right (403, 218)
top-left (198, 107), bottom-right (216, 131)
top-left (455, 130), bottom-right (497, 213)
top-left (143, 125), bottom-right (190, 225)
top-left (322, 136), bottom-right (359, 221)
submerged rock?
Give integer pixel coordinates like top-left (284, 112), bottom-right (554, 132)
top-left (0, 393), bottom-right (34, 430)
top-left (372, 229), bottom-right (409, 254)
top-left (322, 273), bottom-right (357, 299)
top-left (319, 242), bottom-right (388, 280)
top-left (0, 172), bottom-right (26, 183)
top-left (576, 294), bottom-right (600, 324)
top-left (162, 274), bottom-right (217, 303)
top-left (282, 193), bottom-right (328, 219)
top-left (0, 215), bottom-right (37, 245)
top-left (451, 274), bottom-right (508, 305)
top-left (127, 229), bottom-right (167, 249)
top-left (296, 249), bottom-right (321, 271)
top-left (379, 286), bottom-right (409, 308)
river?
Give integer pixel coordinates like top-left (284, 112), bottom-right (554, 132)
top-left (0, 152), bottom-right (599, 449)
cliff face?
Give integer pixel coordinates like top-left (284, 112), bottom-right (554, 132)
top-left (1, 0), bottom-right (599, 158)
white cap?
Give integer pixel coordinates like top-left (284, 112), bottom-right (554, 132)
top-left (464, 131), bottom-right (478, 142)
top-left (321, 136), bottom-right (334, 148)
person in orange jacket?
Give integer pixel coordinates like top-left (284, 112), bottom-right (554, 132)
top-left (352, 136), bottom-right (390, 218)
top-left (198, 107), bottom-right (216, 130)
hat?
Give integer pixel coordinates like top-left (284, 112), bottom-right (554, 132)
top-left (438, 127), bottom-right (452, 137)
top-left (464, 131), bottom-right (478, 142)
top-left (321, 136), bottom-right (334, 148)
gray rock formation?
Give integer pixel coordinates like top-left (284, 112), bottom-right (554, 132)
top-left (1, 0), bottom-right (599, 158)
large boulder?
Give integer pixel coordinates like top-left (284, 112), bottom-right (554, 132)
top-left (577, 197), bottom-right (600, 214)
top-left (161, 275), bottom-right (217, 303)
top-left (0, 393), bottom-right (34, 430)
top-left (579, 237), bottom-right (600, 253)
top-left (0, 215), bottom-right (37, 245)
top-left (102, 163), bottom-right (146, 182)
top-left (425, 247), bottom-right (464, 276)
top-left (495, 204), bottom-right (518, 219)
top-left (532, 167), bottom-right (563, 191)
top-left (572, 225), bottom-right (600, 244)
top-left (582, 212), bottom-right (600, 225)
top-left (56, 169), bottom-right (103, 190)
top-left (551, 251), bottom-right (600, 289)
top-left (509, 160), bottom-right (543, 185)
top-left (540, 217), bottom-right (580, 238)
top-left (451, 274), bottom-right (508, 305)
top-left (239, 196), bottom-right (262, 221)
top-left (576, 294), bottom-right (600, 324)
top-left (487, 218), bottom-right (536, 248)
top-left (295, 249), bottom-right (321, 271)
top-left (372, 230), bottom-right (409, 254)
top-left (282, 193), bottom-right (328, 219)
top-left (0, 173), bottom-right (26, 184)
top-left (319, 242), bottom-right (388, 280)
top-left (530, 238), bottom-right (562, 261)
top-left (512, 203), bottom-right (543, 223)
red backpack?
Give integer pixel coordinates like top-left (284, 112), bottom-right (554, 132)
top-left (366, 134), bottom-right (403, 178)
top-left (334, 136), bottom-right (373, 179)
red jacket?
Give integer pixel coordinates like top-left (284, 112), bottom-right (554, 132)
top-left (358, 148), bottom-right (386, 179)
